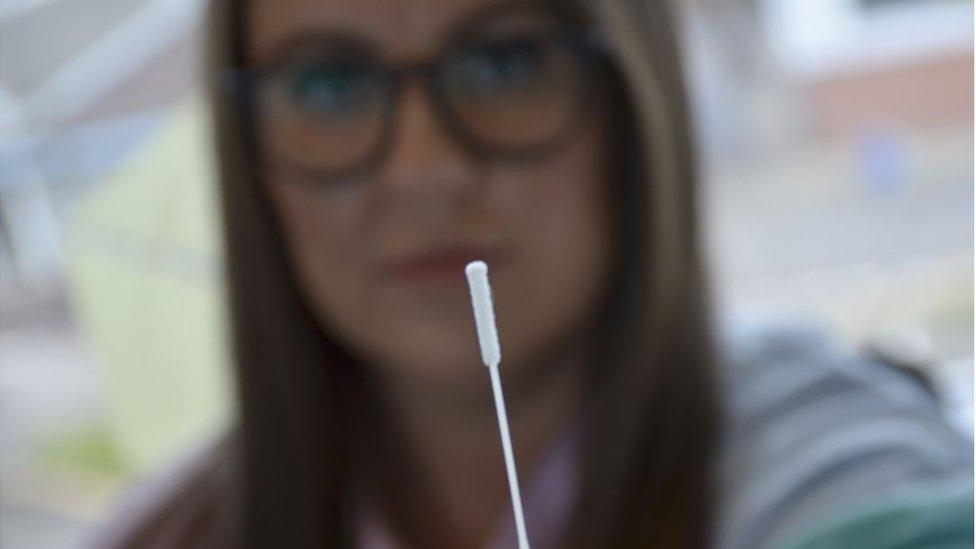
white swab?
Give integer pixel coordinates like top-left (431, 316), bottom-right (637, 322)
top-left (465, 261), bottom-right (531, 549)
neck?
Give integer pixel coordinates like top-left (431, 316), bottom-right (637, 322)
top-left (375, 349), bottom-right (587, 548)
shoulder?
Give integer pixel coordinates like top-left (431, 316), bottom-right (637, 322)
top-left (83, 433), bottom-right (234, 549)
top-left (713, 318), bottom-right (973, 549)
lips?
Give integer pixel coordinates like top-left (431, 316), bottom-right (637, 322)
top-left (384, 245), bottom-right (506, 282)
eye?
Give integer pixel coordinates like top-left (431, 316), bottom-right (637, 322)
top-left (446, 37), bottom-right (553, 100)
top-left (278, 59), bottom-right (383, 120)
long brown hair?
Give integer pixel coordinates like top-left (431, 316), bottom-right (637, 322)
top-left (207, 0), bottom-right (720, 547)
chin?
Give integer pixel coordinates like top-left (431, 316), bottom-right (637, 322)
top-left (359, 321), bottom-right (472, 371)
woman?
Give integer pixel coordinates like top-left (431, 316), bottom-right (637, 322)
top-left (90, 0), bottom-right (972, 548)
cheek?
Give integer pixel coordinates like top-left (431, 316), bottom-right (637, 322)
top-left (267, 184), bottom-right (374, 342)
top-left (487, 131), bottom-right (613, 368)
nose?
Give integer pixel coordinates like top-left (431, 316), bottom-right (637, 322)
top-left (378, 78), bottom-right (478, 196)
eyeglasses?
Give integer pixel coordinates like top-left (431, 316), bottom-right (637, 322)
top-left (236, 4), bottom-right (603, 183)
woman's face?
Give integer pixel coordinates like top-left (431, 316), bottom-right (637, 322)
top-left (247, 0), bottom-right (613, 391)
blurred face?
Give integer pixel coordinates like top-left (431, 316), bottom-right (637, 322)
top-left (247, 0), bottom-right (613, 391)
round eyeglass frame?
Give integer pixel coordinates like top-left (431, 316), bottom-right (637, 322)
top-left (228, 1), bottom-right (607, 185)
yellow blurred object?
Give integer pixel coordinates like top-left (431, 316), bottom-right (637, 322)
top-left (66, 98), bottom-right (230, 473)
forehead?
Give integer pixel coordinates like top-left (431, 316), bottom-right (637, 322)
top-left (247, 0), bottom-right (521, 62)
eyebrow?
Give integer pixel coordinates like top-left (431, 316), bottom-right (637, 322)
top-left (252, 1), bottom-right (572, 67)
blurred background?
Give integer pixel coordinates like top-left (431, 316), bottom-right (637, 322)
top-left (0, 0), bottom-right (971, 546)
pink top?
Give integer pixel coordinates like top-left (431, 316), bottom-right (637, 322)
top-left (356, 420), bottom-right (583, 549)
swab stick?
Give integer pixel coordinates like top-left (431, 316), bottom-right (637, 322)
top-left (465, 260), bottom-right (530, 549)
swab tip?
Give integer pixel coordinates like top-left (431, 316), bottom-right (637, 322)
top-left (464, 259), bottom-right (500, 367)
top-left (465, 260), bottom-right (487, 277)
